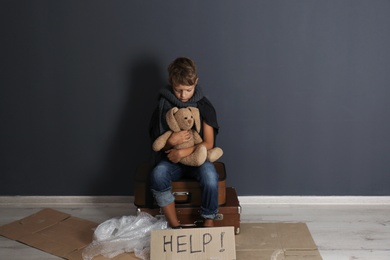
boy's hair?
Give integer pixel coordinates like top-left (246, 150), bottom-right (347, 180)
top-left (168, 57), bottom-right (198, 86)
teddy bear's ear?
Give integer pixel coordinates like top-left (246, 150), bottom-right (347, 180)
top-left (166, 107), bottom-right (181, 132)
top-left (188, 107), bottom-right (201, 133)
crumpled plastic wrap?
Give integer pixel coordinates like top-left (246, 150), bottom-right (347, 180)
top-left (82, 212), bottom-right (168, 260)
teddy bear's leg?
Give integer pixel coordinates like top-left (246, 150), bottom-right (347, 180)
top-left (180, 145), bottom-right (207, 166)
top-left (207, 147), bottom-right (223, 162)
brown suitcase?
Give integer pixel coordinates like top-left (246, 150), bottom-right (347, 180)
top-left (134, 161), bottom-right (227, 208)
top-left (137, 187), bottom-right (241, 235)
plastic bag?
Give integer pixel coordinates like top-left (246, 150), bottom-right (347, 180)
top-left (82, 212), bottom-right (168, 260)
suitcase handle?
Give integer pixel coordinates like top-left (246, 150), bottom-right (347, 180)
top-left (172, 191), bottom-right (192, 204)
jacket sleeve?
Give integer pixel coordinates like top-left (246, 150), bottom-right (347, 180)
top-left (198, 97), bottom-right (219, 135)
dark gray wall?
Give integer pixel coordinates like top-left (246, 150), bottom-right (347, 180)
top-left (1, 1), bottom-right (390, 195)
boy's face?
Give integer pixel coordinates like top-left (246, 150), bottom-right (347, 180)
top-left (172, 79), bottom-right (198, 103)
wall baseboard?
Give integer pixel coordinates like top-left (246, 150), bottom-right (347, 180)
top-left (1, 196), bottom-right (390, 206)
top-left (0, 196), bottom-right (134, 207)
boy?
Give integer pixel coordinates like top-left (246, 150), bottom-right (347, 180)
top-left (149, 57), bottom-right (220, 228)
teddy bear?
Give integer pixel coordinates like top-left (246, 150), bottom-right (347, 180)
top-left (152, 106), bottom-right (223, 166)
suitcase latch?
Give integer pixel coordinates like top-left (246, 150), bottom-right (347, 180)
top-left (172, 191), bottom-right (192, 204)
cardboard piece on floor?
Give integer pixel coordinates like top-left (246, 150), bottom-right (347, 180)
top-left (0, 208), bottom-right (141, 260)
top-left (235, 223), bottom-right (322, 259)
top-left (0, 208), bottom-right (322, 260)
top-left (0, 208), bottom-right (99, 260)
top-left (150, 226), bottom-right (235, 260)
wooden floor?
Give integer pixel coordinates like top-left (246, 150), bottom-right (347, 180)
top-left (0, 197), bottom-right (389, 260)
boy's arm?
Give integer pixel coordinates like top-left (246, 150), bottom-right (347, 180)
top-left (166, 130), bottom-right (192, 148)
top-left (199, 121), bottom-right (215, 150)
top-left (165, 122), bottom-right (215, 163)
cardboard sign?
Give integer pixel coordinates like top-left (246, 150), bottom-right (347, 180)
top-left (150, 226), bottom-right (236, 260)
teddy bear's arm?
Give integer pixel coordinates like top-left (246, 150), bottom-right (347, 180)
top-left (152, 131), bottom-right (173, 151)
top-left (192, 131), bottom-right (204, 145)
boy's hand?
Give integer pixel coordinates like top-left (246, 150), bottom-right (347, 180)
top-left (168, 130), bottom-right (192, 146)
top-left (165, 146), bottom-right (196, 163)
top-left (165, 149), bottom-right (182, 163)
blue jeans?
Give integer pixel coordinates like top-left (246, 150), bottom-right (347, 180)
top-left (150, 160), bottom-right (219, 219)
